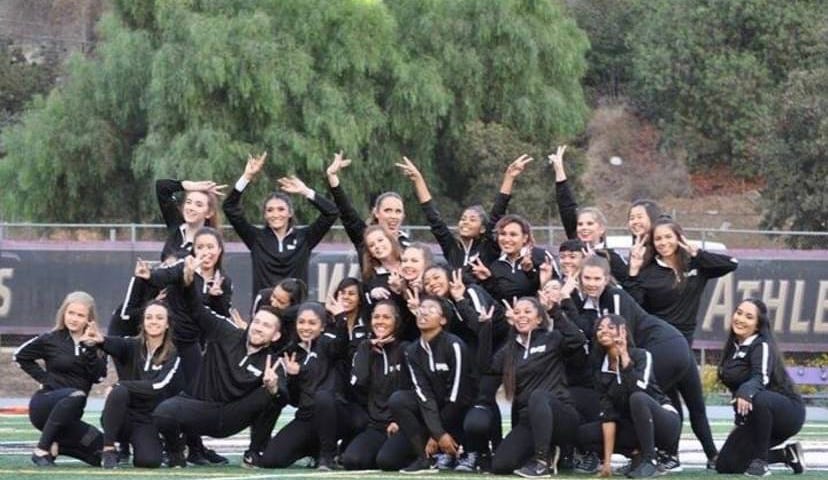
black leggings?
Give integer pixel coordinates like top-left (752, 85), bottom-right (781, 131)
top-left (388, 390), bottom-right (469, 460)
top-left (29, 388), bottom-right (102, 466)
top-left (716, 390), bottom-right (805, 473)
top-left (153, 388), bottom-right (284, 454)
top-left (462, 374), bottom-right (504, 455)
top-left (100, 384), bottom-right (162, 468)
top-left (665, 360), bottom-right (718, 459)
top-left (490, 391), bottom-right (580, 474)
top-left (340, 427), bottom-right (414, 471)
top-left (578, 392), bottom-right (681, 460)
top-left (260, 391), bottom-right (368, 468)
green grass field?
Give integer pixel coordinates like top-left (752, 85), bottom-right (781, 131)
top-left (1, 412), bottom-right (825, 480)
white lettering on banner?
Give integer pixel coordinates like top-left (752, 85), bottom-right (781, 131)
top-left (737, 280), bottom-right (762, 301)
top-left (790, 280), bottom-right (810, 334)
top-left (815, 281), bottom-right (828, 334)
top-left (316, 262), bottom-right (360, 301)
top-left (763, 280), bottom-right (789, 333)
top-left (0, 268), bottom-right (12, 317)
top-left (703, 274), bottom-right (734, 332)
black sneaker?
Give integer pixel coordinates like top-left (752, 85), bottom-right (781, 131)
top-left (117, 449), bottom-right (131, 465)
top-left (514, 458), bottom-right (550, 478)
top-left (614, 454), bottom-right (641, 476)
top-left (203, 448), bottom-right (229, 465)
top-left (31, 453), bottom-right (55, 467)
top-left (745, 458), bottom-right (771, 477)
top-left (168, 449), bottom-right (187, 468)
top-left (101, 450), bottom-right (119, 469)
top-left (574, 451), bottom-right (601, 474)
top-left (707, 455), bottom-right (718, 470)
top-left (784, 442), bottom-right (806, 474)
top-left (454, 451), bottom-right (479, 472)
top-left (627, 457), bottom-right (658, 478)
top-left (656, 451), bottom-right (683, 474)
top-left (242, 450), bottom-right (261, 469)
top-left (434, 453), bottom-right (456, 470)
top-left (400, 456), bottom-right (433, 474)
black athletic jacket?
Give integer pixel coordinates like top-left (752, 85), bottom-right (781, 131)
top-left (283, 314), bottom-right (349, 419)
top-left (718, 333), bottom-right (800, 402)
top-left (405, 331), bottom-right (477, 439)
top-left (479, 315), bottom-right (587, 421)
top-left (350, 338), bottom-right (410, 430)
top-left (446, 284), bottom-right (508, 355)
top-left (327, 184), bottom-right (410, 262)
top-left (596, 347), bottom-right (674, 423)
top-left (480, 247), bottom-right (555, 302)
top-left (627, 251), bottom-right (738, 340)
top-left (107, 275), bottom-right (159, 338)
top-left (101, 336), bottom-right (180, 414)
top-left (550, 301), bottom-right (593, 389)
top-left (183, 282), bottom-right (286, 404)
top-left (156, 179), bottom-right (198, 261)
top-left (224, 181), bottom-right (339, 295)
top-left (418, 193), bottom-right (510, 284)
top-left (556, 179), bottom-right (629, 286)
top-left (14, 329), bottom-right (107, 393)
top-left (148, 261), bottom-right (233, 344)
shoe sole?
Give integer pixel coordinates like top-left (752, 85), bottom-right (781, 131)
top-left (399, 470), bottom-right (432, 475)
top-left (744, 471), bottom-right (771, 477)
top-left (513, 470), bottom-right (549, 478)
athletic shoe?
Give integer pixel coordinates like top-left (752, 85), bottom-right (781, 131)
top-left (784, 442), bottom-right (806, 474)
top-left (745, 458), bottom-right (771, 477)
top-left (434, 453), bottom-right (456, 470)
top-left (242, 450), bottom-right (261, 469)
top-left (168, 449), bottom-right (187, 469)
top-left (549, 446), bottom-right (561, 475)
top-left (613, 455), bottom-right (641, 476)
top-left (627, 457), bottom-right (659, 478)
top-left (318, 455), bottom-right (336, 471)
top-left (454, 451), bottom-right (480, 472)
top-left (400, 456), bottom-right (433, 474)
top-left (573, 451), bottom-right (601, 474)
top-left (30, 453), bottom-right (55, 467)
top-left (117, 444), bottom-right (131, 465)
top-left (656, 451), bottom-right (683, 474)
top-left (203, 448), bottom-right (229, 465)
top-left (101, 450), bottom-right (119, 469)
top-left (557, 453), bottom-right (574, 472)
top-left (707, 455), bottom-right (718, 470)
top-left (514, 458), bottom-right (550, 478)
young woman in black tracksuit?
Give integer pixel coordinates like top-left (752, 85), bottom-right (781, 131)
top-left (627, 199), bottom-right (661, 244)
top-left (107, 259), bottom-right (166, 339)
top-left (716, 299), bottom-right (806, 476)
top-left (477, 297), bottom-right (587, 478)
top-left (396, 154), bottom-right (533, 284)
top-left (223, 152), bottom-right (339, 296)
top-left (85, 300), bottom-right (181, 469)
top-left (549, 145), bottom-right (630, 287)
top-left (326, 152), bottom-right (411, 262)
top-left (576, 255), bottom-right (710, 471)
top-left (13, 291), bottom-right (106, 467)
top-left (340, 300), bottom-right (414, 471)
top-left (578, 314), bottom-right (681, 479)
top-left (155, 178), bottom-right (225, 261)
top-left (260, 302), bottom-right (359, 470)
top-left (389, 295), bottom-right (478, 473)
top-left (471, 214), bottom-right (556, 303)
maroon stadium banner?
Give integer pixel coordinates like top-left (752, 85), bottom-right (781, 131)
top-left (1, 241), bottom-right (827, 350)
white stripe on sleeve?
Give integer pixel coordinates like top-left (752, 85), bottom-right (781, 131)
top-left (636, 350), bottom-right (653, 390)
top-left (152, 357), bottom-right (181, 390)
top-left (450, 342), bottom-right (462, 402)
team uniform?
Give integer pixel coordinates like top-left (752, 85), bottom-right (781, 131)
top-left (480, 247), bottom-right (556, 303)
top-left (155, 179), bottom-right (203, 261)
top-left (13, 330), bottom-right (107, 466)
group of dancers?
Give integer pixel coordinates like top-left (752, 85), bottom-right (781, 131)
top-left (13, 147), bottom-right (807, 477)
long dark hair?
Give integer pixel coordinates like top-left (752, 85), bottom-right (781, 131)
top-left (335, 277), bottom-right (364, 329)
top-left (276, 277), bottom-right (308, 306)
top-left (719, 299), bottom-right (798, 396)
top-left (645, 217), bottom-right (691, 285)
top-left (502, 297), bottom-right (549, 400)
top-left (494, 214), bottom-right (535, 250)
top-left (628, 199), bottom-right (661, 238)
top-left (262, 192), bottom-right (296, 230)
top-left (193, 226), bottom-right (225, 273)
top-left (138, 300), bottom-right (176, 365)
top-left (594, 314), bottom-right (636, 351)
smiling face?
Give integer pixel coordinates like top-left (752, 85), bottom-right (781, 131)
top-left (247, 310), bottom-right (280, 348)
top-left (512, 299), bottom-right (542, 335)
top-left (371, 303), bottom-right (397, 340)
top-left (264, 197), bottom-right (292, 232)
top-left (457, 208), bottom-right (485, 239)
top-left (194, 232), bottom-right (222, 272)
top-left (423, 267), bottom-right (450, 297)
top-left (652, 224), bottom-right (680, 258)
top-left (580, 265), bottom-right (609, 299)
top-left (63, 302), bottom-right (91, 334)
top-left (183, 191), bottom-right (213, 226)
top-left (497, 221), bottom-right (528, 256)
top-left (365, 229), bottom-right (394, 261)
top-left (269, 286), bottom-right (292, 311)
top-left (142, 304), bottom-right (169, 339)
top-left (373, 195), bottom-right (405, 236)
top-left (295, 309), bottom-right (324, 343)
top-left (596, 317), bottom-right (620, 349)
top-left (336, 284), bottom-right (360, 314)
top-left (627, 205), bottom-right (651, 238)
top-left (559, 250), bottom-right (584, 277)
top-left (416, 298), bottom-right (446, 333)
top-left (577, 211), bottom-right (605, 245)
top-left (731, 301), bottom-right (760, 341)
top-left (541, 279), bottom-right (562, 304)
top-left (401, 247), bottom-right (427, 282)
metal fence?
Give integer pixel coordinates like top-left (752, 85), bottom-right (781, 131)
top-left (1, 222), bottom-right (827, 250)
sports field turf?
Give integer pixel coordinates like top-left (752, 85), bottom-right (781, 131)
top-left (1, 412), bottom-right (825, 479)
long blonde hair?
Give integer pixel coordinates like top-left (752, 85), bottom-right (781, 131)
top-left (53, 291), bottom-right (97, 331)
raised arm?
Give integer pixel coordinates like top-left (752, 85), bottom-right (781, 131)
top-left (156, 179), bottom-right (185, 229)
top-left (223, 152), bottom-right (267, 249)
top-left (548, 146), bottom-right (578, 239)
top-left (326, 151), bottom-right (367, 250)
top-left (278, 175), bottom-right (339, 249)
